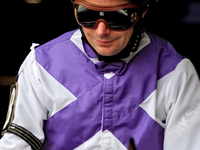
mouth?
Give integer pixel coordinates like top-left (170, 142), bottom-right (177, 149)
top-left (95, 39), bottom-right (115, 46)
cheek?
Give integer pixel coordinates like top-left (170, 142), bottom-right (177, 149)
top-left (82, 28), bottom-right (95, 43)
top-left (116, 28), bottom-right (134, 47)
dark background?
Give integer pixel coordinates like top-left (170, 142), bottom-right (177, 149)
top-left (1, 0), bottom-right (200, 135)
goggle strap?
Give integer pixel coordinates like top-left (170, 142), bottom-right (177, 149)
top-left (74, 0), bottom-right (140, 11)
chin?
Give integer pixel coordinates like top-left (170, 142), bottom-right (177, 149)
top-left (95, 47), bottom-right (121, 57)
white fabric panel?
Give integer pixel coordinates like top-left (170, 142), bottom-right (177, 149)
top-left (0, 133), bottom-right (32, 150)
top-left (36, 63), bottom-right (77, 119)
top-left (140, 90), bottom-right (165, 128)
top-left (163, 59), bottom-right (200, 150)
top-left (13, 50), bottom-right (46, 142)
top-left (102, 130), bottom-right (127, 150)
top-left (74, 131), bottom-right (102, 150)
top-left (101, 130), bottom-right (112, 150)
top-left (74, 130), bottom-right (127, 150)
top-left (0, 50), bottom-right (44, 149)
top-left (70, 30), bottom-right (100, 64)
top-left (0, 46), bottom-right (78, 149)
top-left (140, 58), bottom-right (200, 150)
top-left (123, 32), bottom-right (151, 64)
top-left (104, 72), bottom-right (115, 79)
top-left (30, 43), bottom-right (40, 51)
top-left (139, 72), bottom-right (173, 128)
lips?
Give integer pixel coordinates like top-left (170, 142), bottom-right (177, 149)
top-left (95, 39), bottom-right (115, 46)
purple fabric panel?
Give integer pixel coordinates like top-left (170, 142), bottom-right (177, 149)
top-left (113, 106), bottom-right (164, 150)
top-left (94, 61), bottom-right (127, 75)
top-left (103, 77), bottom-right (114, 131)
top-left (83, 42), bottom-right (97, 58)
top-left (146, 32), bottom-right (184, 80)
top-left (42, 81), bottom-right (104, 150)
top-left (35, 32), bottom-right (103, 99)
top-left (38, 30), bottom-right (78, 49)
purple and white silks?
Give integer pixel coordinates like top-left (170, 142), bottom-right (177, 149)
top-left (33, 29), bottom-right (183, 149)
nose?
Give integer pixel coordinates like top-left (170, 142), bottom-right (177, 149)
top-left (96, 21), bottom-right (111, 36)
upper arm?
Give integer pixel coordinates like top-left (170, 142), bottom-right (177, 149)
top-left (0, 50), bottom-right (47, 150)
top-left (164, 59), bottom-right (200, 150)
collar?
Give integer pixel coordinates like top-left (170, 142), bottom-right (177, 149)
top-left (70, 29), bottom-right (151, 76)
top-left (82, 32), bottom-right (150, 75)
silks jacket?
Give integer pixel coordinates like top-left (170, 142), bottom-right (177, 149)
top-left (1, 29), bottom-right (200, 150)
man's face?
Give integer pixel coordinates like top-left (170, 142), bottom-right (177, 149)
top-left (82, 0), bottom-right (134, 57)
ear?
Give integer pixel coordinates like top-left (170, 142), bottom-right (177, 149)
top-left (142, 10), bottom-right (147, 18)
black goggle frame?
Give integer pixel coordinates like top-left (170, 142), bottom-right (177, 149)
top-left (74, 0), bottom-right (142, 30)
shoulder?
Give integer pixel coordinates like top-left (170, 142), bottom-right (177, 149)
top-left (33, 29), bottom-right (83, 68)
top-left (135, 32), bottom-right (185, 80)
top-left (35, 29), bottom-right (79, 50)
top-left (145, 32), bottom-right (184, 59)
top-left (146, 32), bottom-right (172, 48)
top-left (18, 29), bottom-right (82, 84)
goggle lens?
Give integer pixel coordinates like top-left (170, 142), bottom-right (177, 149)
top-left (74, 4), bottom-right (139, 30)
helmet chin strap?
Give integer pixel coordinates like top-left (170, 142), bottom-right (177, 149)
top-left (80, 14), bottom-right (145, 63)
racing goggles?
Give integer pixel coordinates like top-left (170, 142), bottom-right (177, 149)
top-left (74, 0), bottom-right (141, 30)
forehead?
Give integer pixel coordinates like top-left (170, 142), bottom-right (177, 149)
top-left (84, 0), bottom-right (131, 6)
